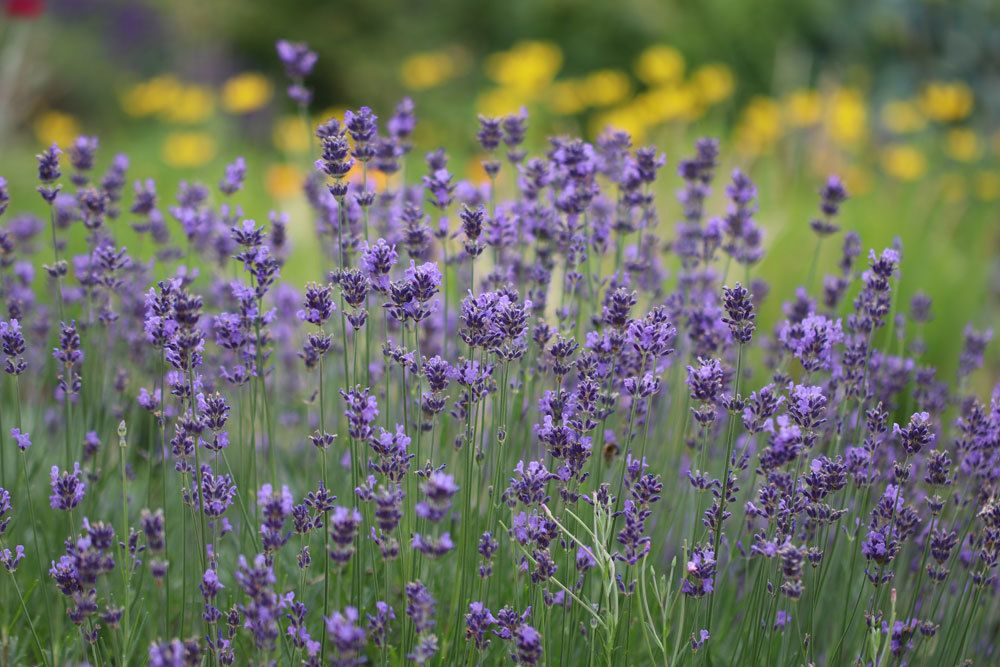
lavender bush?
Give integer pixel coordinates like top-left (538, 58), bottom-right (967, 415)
top-left (0, 40), bottom-right (995, 666)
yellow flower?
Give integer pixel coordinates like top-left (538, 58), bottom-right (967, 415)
top-left (591, 105), bottom-right (647, 143)
top-left (691, 64), bottom-right (734, 105)
top-left (476, 88), bottom-right (526, 117)
top-left (919, 81), bottom-right (973, 123)
top-left (827, 88), bottom-right (867, 147)
top-left (634, 45), bottom-right (684, 85)
top-left (736, 97), bottom-right (782, 155)
top-left (784, 89), bottom-right (822, 128)
top-left (636, 84), bottom-right (701, 124)
top-left (546, 80), bottom-right (587, 115)
top-left (880, 100), bottom-right (926, 134)
top-left (273, 115), bottom-right (310, 154)
top-left (163, 85), bottom-right (215, 124)
top-left (222, 73), bottom-right (273, 114)
top-left (485, 41), bottom-right (562, 97)
top-left (121, 75), bottom-right (184, 117)
top-left (266, 164), bottom-right (304, 200)
top-left (33, 110), bottom-right (80, 148)
top-left (881, 145), bottom-right (926, 182)
top-left (162, 132), bottom-right (216, 168)
top-left (944, 128), bottom-right (981, 163)
top-left (582, 69), bottom-right (631, 108)
top-left (400, 50), bottom-right (460, 90)
top-left (974, 170), bottom-right (1000, 201)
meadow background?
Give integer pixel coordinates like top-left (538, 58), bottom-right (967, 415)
top-left (0, 1), bottom-right (999, 665)
top-left (1, 0), bottom-right (997, 383)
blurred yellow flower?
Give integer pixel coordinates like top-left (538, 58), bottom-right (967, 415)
top-left (827, 88), bottom-right (867, 147)
top-left (919, 81), bottom-right (973, 123)
top-left (736, 97), bottom-right (782, 154)
top-left (162, 131), bottom-right (216, 168)
top-left (485, 41), bottom-right (562, 97)
top-left (974, 170), bottom-right (1000, 201)
top-left (582, 69), bottom-right (631, 107)
top-left (273, 115), bottom-right (310, 154)
top-left (163, 85), bottom-right (214, 124)
top-left (222, 73), bottom-right (273, 114)
top-left (944, 128), bottom-right (981, 163)
top-left (592, 105), bottom-right (647, 143)
top-left (634, 45), bottom-right (684, 85)
top-left (636, 84), bottom-right (701, 124)
top-left (691, 64), bottom-right (734, 105)
top-left (785, 89), bottom-right (822, 127)
top-left (880, 100), bottom-right (925, 134)
top-left (121, 75), bottom-right (184, 117)
top-left (400, 50), bottom-right (461, 90)
top-left (33, 110), bottom-right (80, 147)
top-left (546, 80), bottom-right (587, 115)
top-left (476, 88), bottom-right (526, 117)
top-left (881, 145), bottom-right (926, 181)
top-left (266, 164), bottom-right (304, 199)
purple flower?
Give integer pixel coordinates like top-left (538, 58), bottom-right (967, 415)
top-left (345, 107), bottom-right (378, 162)
top-left (415, 471), bottom-right (458, 522)
top-left (411, 532), bottom-right (454, 558)
top-left (465, 601), bottom-right (497, 650)
top-left (0, 487), bottom-right (11, 535)
top-left (360, 238), bottom-right (398, 292)
top-left (404, 580), bottom-right (436, 634)
top-left (388, 97), bottom-right (416, 146)
top-left (893, 411), bottom-right (935, 455)
top-left (325, 607), bottom-right (366, 666)
top-left (285, 600), bottom-right (320, 657)
top-left (276, 39), bottom-right (318, 79)
top-left (198, 465), bottom-right (237, 517)
top-left (779, 314), bottom-right (843, 372)
top-left (36, 144), bottom-right (62, 203)
top-left (148, 638), bottom-right (202, 667)
top-left (258, 483), bottom-right (293, 552)
top-left (959, 325), bottom-right (991, 377)
top-left (722, 282), bottom-right (755, 343)
top-left (504, 460), bottom-right (555, 507)
top-left (1, 544), bottom-right (25, 572)
top-left (298, 281), bottom-right (335, 325)
top-left (366, 600), bottom-right (395, 647)
top-left (811, 175), bottom-right (848, 236)
top-left (786, 383), bottom-right (827, 431)
top-left (50, 463), bottom-right (86, 510)
top-left (141, 508), bottom-right (165, 552)
top-left (477, 115), bottom-right (503, 152)
top-left (218, 157), bottom-right (246, 196)
top-left (329, 506), bottom-right (362, 565)
top-left (341, 386), bottom-right (379, 441)
top-left (423, 168), bottom-right (455, 210)
top-left (234, 554), bottom-right (289, 651)
top-left (0, 319), bottom-right (27, 375)
top-left (513, 624), bottom-right (543, 665)
top-left (681, 544), bottom-right (716, 598)
top-left (10, 427), bottom-right (30, 451)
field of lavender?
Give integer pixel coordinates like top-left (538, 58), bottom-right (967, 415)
top-left (0, 35), bottom-right (997, 667)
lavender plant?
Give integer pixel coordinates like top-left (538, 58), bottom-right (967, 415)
top-left (0, 39), bottom-right (995, 667)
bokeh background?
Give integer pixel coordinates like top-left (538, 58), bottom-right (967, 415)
top-left (1, 0), bottom-right (998, 380)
